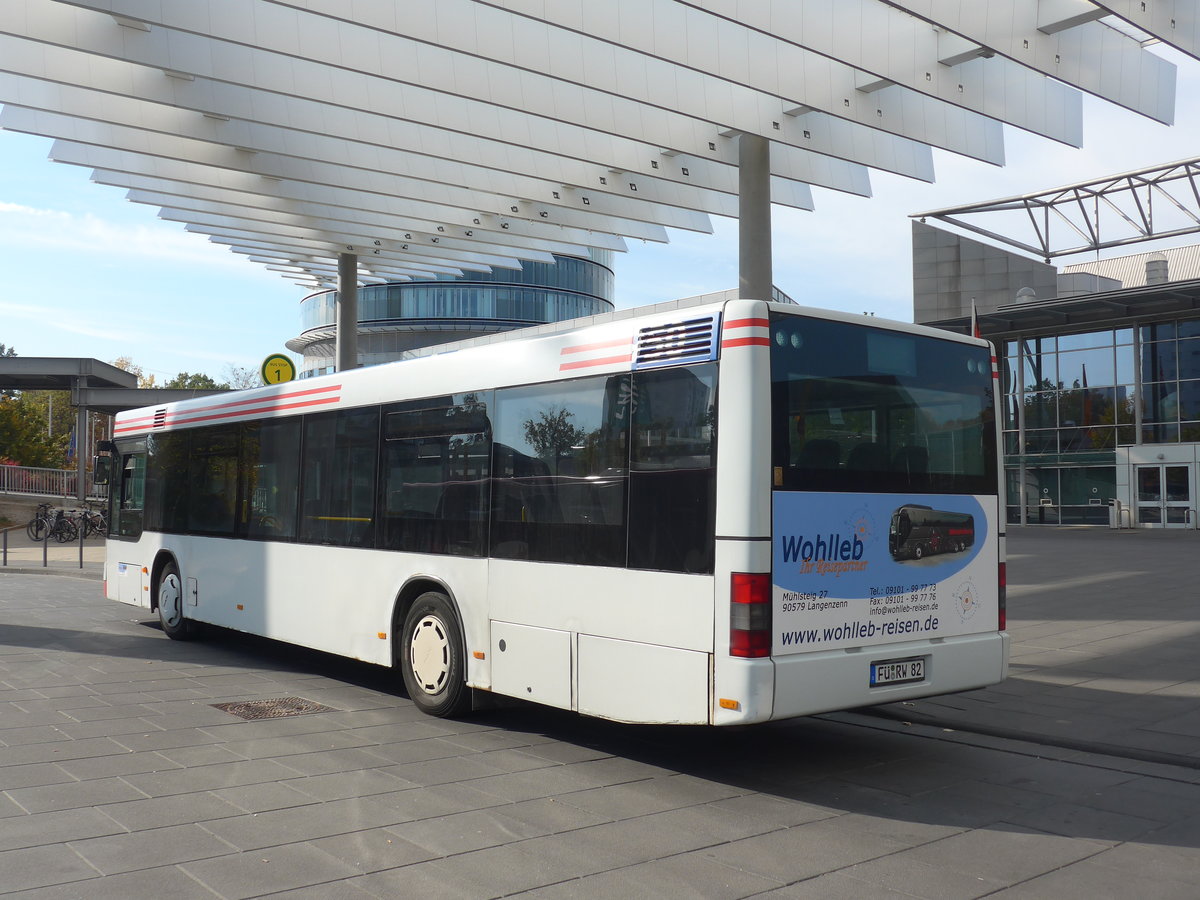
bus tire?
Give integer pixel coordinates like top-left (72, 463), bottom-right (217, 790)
top-left (156, 561), bottom-right (193, 640)
top-left (913, 545), bottom-right (923, 560)
top-left (400, 591), bottom-right (470, 718)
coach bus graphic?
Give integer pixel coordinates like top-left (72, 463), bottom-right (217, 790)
top-left (888, 504), bottom-right (975, 561)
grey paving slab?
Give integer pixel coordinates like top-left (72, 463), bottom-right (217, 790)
top-left (0, 844), bottom-right (98, 894)
top-left (310, 828), bottom-right (439, 874)
top-left (6, 775), bottom-right (147, 813)
top-left (521, 851), bottom-right (784, 899)
top-left (96, 791), bottom-right (247, 832)
top-left (988, 852), bottom-right (1200, 899)
top-left (69, 822), bottom-right (236, 875)
top-left (197, 797), bottom-right (408, 852)
top-left (810, 852), bottom-right (1011, 899)
top-left (3, 531), bottom-right (1200, 898)
top-left (898, 824), bottom-right (1115, 886)
top-left (4, 866), bottom-right (222, 900)
top-left (0, 807), bottom-right (127, 853)
top-left (180, 844), bottom-right (361, 900)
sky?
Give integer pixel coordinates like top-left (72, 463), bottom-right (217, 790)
top-left (3, 46), bottom-right (1200, 384)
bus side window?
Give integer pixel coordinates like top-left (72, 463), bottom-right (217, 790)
top-left (300, 408), bottom-right (380, 547)
top-left (379, 393), bottom-right (491, 557)
top-left (627, 364), bottom-right (717, 575)
top-left (242, 419), bottom-right (301, 540)
top-left (491, 377), bottom-right (626, 566)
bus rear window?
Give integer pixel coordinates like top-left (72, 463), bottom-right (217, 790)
top-left (770, 314), bottom-right (996, 495)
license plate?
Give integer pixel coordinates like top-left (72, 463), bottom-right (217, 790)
top-left (870, 656), bottom-right (925, 687)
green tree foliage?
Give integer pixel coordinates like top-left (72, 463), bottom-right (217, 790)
top-left (0, 345), bottom-right (71, 466)
top-left (0, 342), bottom-right (16, 399)
top-left (0, 395), bottom-right (68, 467)
top-left (164, 371), bottom-right (230, 390)
top-left (111, 356), bottom-right (157, 389)
top-left (522, 407), bottom-right (586, 474)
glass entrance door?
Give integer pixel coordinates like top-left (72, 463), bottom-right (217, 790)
top-left (1136, 465), bottom-right (1194, 527)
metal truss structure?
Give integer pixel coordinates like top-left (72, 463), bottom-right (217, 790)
top-left (915, 157), bottom-right (1200, 261)
top-left (0, 0), bottom-right (1197, 289)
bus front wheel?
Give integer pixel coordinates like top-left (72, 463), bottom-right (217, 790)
top-left (400, 591), bottom-right (470, 718)
top-left (157, 561), bottom-right (193, 640)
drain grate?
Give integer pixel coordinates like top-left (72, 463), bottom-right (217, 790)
top-left (212, 697), bottom-right (336, 720)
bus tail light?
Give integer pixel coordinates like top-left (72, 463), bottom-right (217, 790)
top-left (998, 561), bottom-right (1007, 631)
top-left (730, 572), bottom-right (771, 658)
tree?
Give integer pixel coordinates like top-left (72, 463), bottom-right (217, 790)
top-left (164, 371), bottom-right (229, 390)
top-left (0, 395), bottom-right (68, 467)
top-left (111, 356), bottom-right (157, 389)
top-left (0, 343), bottom-right (16, 399)
top-left (222, 364), bottom-right (261, 390)
top-left (522, 407), bottom-right (586, 474)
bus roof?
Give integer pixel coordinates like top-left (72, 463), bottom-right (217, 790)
top-left (112, 295), bottom-right (988, 437)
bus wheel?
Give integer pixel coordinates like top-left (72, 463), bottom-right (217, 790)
top-left (401, 591), bottom-right (470, 718)
top-left (157, 561), bottom-right (193, 640)
top-left (913, 545), bottom-right (923, 560)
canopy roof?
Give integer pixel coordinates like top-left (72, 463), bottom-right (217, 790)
top-left (0, 1), bottom-right (1194, 289)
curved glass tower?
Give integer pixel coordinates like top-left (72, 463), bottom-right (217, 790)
top-left (288, 251), bottom-right (615, 377)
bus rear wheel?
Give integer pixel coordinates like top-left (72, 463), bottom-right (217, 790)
top-left (400, 591), bottom-right (470, 718)
top-left (157, 561), bottom-right (194, 640)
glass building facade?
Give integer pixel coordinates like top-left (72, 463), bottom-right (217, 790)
top-left (1002, 315), bottom-right (1200, 524)
top-left (289, 251), bottom-right (615, 377)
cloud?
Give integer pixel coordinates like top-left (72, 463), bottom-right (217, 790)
top-left (0, 201), bottom-right (256, 271)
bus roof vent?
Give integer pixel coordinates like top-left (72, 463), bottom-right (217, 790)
top-left (633, 313), bottom-right (720, 370)
top-left (153, 409), bottom-right (168, 428)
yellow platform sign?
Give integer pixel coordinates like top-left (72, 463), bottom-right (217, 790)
top-left (260, 353), bottom-right (297, 385)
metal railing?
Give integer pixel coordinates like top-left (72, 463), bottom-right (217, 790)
top-left (0, 464), bottom-right (107, 500)
top-left (1, 521), bottom-right (89, 570)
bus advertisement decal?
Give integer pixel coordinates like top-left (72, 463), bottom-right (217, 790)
top-left (771, 492), bottom-right (997, 654)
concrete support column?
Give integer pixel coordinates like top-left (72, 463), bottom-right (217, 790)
top-left (336, 252), bottom-right (359, 372)
top-left (74, 377), bottom-right (87, 502)
top-left (738, 133), bottom-right (773, 302)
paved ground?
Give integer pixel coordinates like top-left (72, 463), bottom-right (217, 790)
top-left (0, 524), bottom-right (103, 578)
top-left (1, 527), bottom-right (1199, 898)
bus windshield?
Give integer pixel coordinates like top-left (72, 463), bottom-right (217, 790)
top-left (770, 313), bottom-right (996, 495)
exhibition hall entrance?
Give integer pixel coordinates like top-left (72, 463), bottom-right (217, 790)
top-left (1135, 463), bottom-right (1194, 527)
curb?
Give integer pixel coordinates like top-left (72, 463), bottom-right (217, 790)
top-left (0, 566), bottom-right (101, 580)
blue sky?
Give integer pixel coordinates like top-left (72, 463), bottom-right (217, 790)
top-left (3, 50), bottom-right (1200, 383)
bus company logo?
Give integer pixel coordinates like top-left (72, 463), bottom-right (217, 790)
top-left (780, 530), bottom-right (868, 577)
top-left (953, 579), bottom-right (979, 621)
top-left (844, 506), bottom-right (876, 547)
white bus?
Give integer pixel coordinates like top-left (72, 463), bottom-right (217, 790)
top-left (98, 297), bottom-right (1007, 725)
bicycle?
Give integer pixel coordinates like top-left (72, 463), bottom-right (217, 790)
top-left (25, 503), bottom-right (53, 541)
top-left (79, 503), bottom-right (108, 539)
top-left (50, 509), bottom-right (79, 543)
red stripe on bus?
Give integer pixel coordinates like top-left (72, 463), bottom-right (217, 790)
top-left (114, 384), bottom-right (342, 428)
top-left (721, 337), bottom-right (771, 348)
top-left (561, 337), bottom-right (632, 355)
top-left (723, 317), bottom-right (770, 330)
top-left (113, 396), bottom-right (341, 434)
top-left (558, 354), bottom-right (633, 371)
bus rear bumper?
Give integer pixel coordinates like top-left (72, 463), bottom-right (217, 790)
top-left (769, 630), bottom-right (1009, 722)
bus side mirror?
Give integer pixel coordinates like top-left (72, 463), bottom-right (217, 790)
top-left (93, 455), bottom-right (113, 486)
